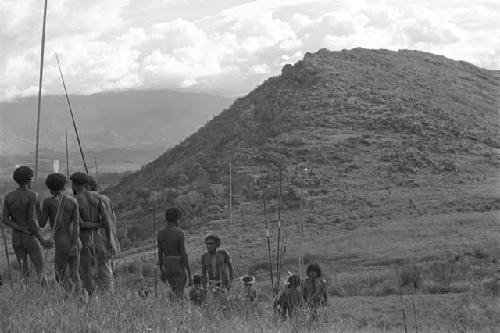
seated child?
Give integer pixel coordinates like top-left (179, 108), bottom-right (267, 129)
top-left (273, 274), bottom-right (303, 319)
top-left (302, 263), bottom-right (328, 308)
top-left (240, 275), bottom-right (257, 302)
top-left (189, 273), bottom-right (207, 306)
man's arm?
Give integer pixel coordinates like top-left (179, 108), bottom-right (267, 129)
top-left (223, 250), bottom-right (234, 283)
top-left (70, 201), bottom-right (80, 247)
top-left (179, 231), bottom-right (192, 283)
top-left (2, 199), bottom-right (29, 233)
top-left (39, 199), bottom-right (50, 228)
top-left (201, 254), bottom-right (207, 288)
top-left (98, 198), bottom-right (111, 241)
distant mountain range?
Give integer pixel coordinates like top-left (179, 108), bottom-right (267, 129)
top-left (0, 90), bottom-right (234, 156)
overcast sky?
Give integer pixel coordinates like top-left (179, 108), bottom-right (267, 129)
top-left (1, 0), bottom-right (499, 101)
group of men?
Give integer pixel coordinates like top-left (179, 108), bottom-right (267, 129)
top-left (1, 166), bottom-right (119, 299)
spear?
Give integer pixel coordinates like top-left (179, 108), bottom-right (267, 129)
top-left (55, 53), bottom-right (89, 174)
top-left (94, 156), bottom-right (101, 193)
top-left (275, 168), bottom-right (282, 291)
top-left (229, 160), bottom-right (232, 249)
top-left (65, 129), bottom-right (70, 180)
top-left (0, 197), bottom-right (13, 288)
top-left (261, 167), bottom-right (274, 296)
top-left (34, 0), bottom-right (49, 185)
top-left (152, 192), bottom-right (158, 298)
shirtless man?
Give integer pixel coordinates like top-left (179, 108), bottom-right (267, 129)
top-left (201, 234), bottom-right (234, 292)
top-left (85, 176), bottom-right (119, 293)
top-left (1, 166), bottom-right (52, 284)
top-left (70, 172), bottom-right (111, 296)
top-left (39, 173), bottom-right (81, 292)
top-left (157, 207), bottom-right (192, 299)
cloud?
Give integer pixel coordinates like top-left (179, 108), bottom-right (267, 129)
top-left (1, 0), bottom-right (499, 101)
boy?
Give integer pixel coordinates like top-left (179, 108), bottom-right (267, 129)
top-left (189, 273), bottom-right (207, 305)
top-left (302, 263), bottom-right (328, 308)
top-left (273, 274), bottom-right (303, 319)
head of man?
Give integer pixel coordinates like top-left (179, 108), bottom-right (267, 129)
top-left (204, 234), bottom-right (220, 254)
top-left (85, 175), bottom-right (99, 192)
top-left (70, 172), bottom-right (88, 195)
top-left (306, 263), bottom-right (321, 279)
top-left (45, 173), bottom-right (67, 195)
top-left (13, 166), bottom-right (33, 187)
top-left (165, 207), bottom-right (181, 226)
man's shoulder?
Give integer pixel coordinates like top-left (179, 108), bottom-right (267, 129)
top-left (64, 195), bottom-right (78, 205)
top-left (201, 252), bottom-right (210, 260)
top-left (4, 190), bottom-right (16, 200)
top-left (218, 249), bottom-right (231, 258)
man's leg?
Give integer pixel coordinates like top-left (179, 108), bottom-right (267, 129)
top-left (96, 234), bottom-right (114, 293)
top-left (68, 252), bottom-right (81, 293)
top-left (12, 231), bottom-right (29, 279)
top-left (23, 233), bottom-right (47, 287)
top-left (79, 230), bottom-right (96, 295)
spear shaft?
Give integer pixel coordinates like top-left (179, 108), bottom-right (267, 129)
top-left (276, 168), bottom-right (282, 290)
top-left (261, 168), bottom-right (274, 296)
top-left (34, 0), bottom-right (48, 185)
top-left (0, 198), bottom-right (13, 288)
top-left (55, 53), bottom-right (89, 174)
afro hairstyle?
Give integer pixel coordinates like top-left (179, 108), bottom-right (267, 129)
top-left (13, 166), bottom-right (33, 185)
top-left (45, 173), bottom-right (67, 192)
top-left (70, 172), bottom-right (88, 186)
top-left (165, 207), bottom-right (181, 222)
top-left (204, 234), bottom-right (221, 247)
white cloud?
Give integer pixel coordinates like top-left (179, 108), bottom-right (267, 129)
top-left (1, 0), bottom-right (499, 101)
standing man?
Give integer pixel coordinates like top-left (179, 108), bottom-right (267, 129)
top-left (85, 176), bottom-right (119, 293)
top-left (157, 207), bottom-right (192, 299)
top-left (1, 166), bottom-right (52, 285)
top-left (39, 173), bottom-right (81, 292)
top-left (70, 172), bottom-right (111, 296)
top-left (201, 234), bottom-right (234, 293)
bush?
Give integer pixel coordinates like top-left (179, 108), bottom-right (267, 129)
top-left (473, 247), bottom-right (490, 259)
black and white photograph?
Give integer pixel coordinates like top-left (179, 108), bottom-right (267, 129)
top-left (0, 0), bottom-right (499, 331)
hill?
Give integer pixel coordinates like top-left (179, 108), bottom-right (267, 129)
top-left (0, 90), bottom-right (233, 155)
top-left (110, 48), bottom-right (499, 221)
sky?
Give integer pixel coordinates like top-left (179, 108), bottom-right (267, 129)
top-left (0, 0), bottom-right (499, 101)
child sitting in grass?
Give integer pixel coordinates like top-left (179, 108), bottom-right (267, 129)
top-left (273, 274), bottom-right (303, 319)
top-left (302, 263), bottom-right (328, 308)
top-left (189, 274), bottom-right (207, 306)
top-left (240, 275), bottom-right (257, 303)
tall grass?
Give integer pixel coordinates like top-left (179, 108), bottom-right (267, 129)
top-left (0, 281), bottom-right (362, 333)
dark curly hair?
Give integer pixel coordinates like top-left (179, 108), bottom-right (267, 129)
top-left (204, 234), bottom-right (221, 247)
top-left (306, 263), bottom-right (322, 277)
top-left (45, 173), bottom-right (67, 192)
top-left (165, 207), bottom-right (181, 222)
top-left (13, 166), bottom-right (33, 185)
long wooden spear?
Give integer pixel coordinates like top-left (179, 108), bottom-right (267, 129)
top-left (34, 0), bottom-right (49, 185)
top-left (152, 191), bottom-right (158, 298)
top-left (229, 160), bottom-right (232, 249)
top-left (65, 129), bottom-right (70, 181)
top-left (261, 167), bottom-right (274, 296)
top-left (94, 156), bottom-right (101, 193)
top-left (0, 197), bottom-right (13, 288)
top-left (275, 168), bottom-right (282, 291)
top-left (55, 53), bottom-right (89, 174)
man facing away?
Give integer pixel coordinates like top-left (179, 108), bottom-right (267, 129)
top-left (39, 173), bottom-right (81, 292)
top-left (85, 176), bottom-right (119, 293)
top-left (201, 234), bottom-right (234, 293)
top-left (1, 166), bottom-right (52, 285)
top-left (70, 172), bottom-right (111, 296)
top-left (157, 207), bottom-right (192, 299)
